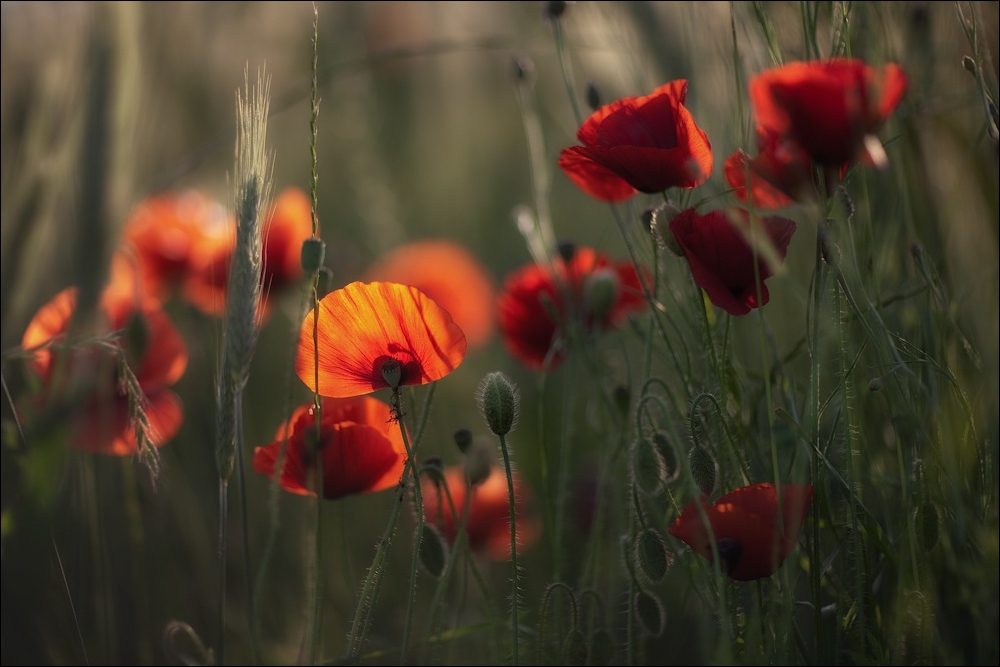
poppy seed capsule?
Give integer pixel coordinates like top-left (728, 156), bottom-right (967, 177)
top-left (453, 428), bottom-right (473, 453)
top-left (584, 268), bottom-right (620, 322)
top-left (300, 236), bottom-right (325, 273)
top-left (477, 371), bottom-right (519, 436)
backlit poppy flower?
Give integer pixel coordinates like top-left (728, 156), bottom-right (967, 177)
top-left (750, 58), bottom-right (907, 167)
top-left (21, 256), bottom-right (188, 455)
top-left (252, 396), bottom-right (406, 499)
top-left (497, 246), bottom-right (648, 370)
top-left (363, 239), bottom-right (495, 349)
top-left (184, 186), bottom-right (314, 318)
top-left (669, 207), bottom-right (796, 316)
top-left (422, 464), bottom-right (541, 560)
top-left (296, 281), bottom-right (467, 398)
top-left (558, 80), bottom-right (713, 202)
top-left (121, 190), bottom-right (231, 301)
top-left (724, 130), bottom-right (828, 208)
top-left (669, 482), bottom-right (814, 581)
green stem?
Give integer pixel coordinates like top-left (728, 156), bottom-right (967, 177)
top-left (498, 433), bottom-right (519, 666)
top-left (399, 390), bottom-right (424, 664)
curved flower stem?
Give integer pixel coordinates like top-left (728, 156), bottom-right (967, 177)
top-left (497, 432), bottom-right (520, 666)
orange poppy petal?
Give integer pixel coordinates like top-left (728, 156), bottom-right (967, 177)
top-left (296, 281), bottom-right (467, 398)
top-left (73, 390), bottom-right (183, 456)
top-left (363, 240), bottom-right (495, 350)
top-left (263, 187), bottom-right (313, 288)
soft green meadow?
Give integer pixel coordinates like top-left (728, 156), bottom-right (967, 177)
top-left (1, 2), bottom-right (997, 665)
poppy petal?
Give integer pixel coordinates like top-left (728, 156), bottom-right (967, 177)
top-left (363, 240), bottom-right (495, 349)
top-left (296, 281), bottom-right (467, 398)
top-left (669, 482), bottom-right (813, 580)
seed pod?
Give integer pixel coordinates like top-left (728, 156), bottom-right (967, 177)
top-left (635, 590), bottom-right (665, 637)
top-left (634, 528), bottom-right (671, 583)
top-left (562, 629), bottom-right (587, 666)
top-left (418, 524), bottom-right (448, 579)
top-left (632, 436), bottom-right (666, 495)
top-left (688, 444), bottom-right (717, 496)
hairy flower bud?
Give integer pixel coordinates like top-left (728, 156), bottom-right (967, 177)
top-left (477, 371), bottom-right (519, 436)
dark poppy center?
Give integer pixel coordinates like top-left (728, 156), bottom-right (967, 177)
top-left (715, 538), bottom-right (744, 576)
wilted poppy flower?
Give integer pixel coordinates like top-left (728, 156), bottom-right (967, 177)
top-left (363, 239), bottom-right (495, 349)
top-left (750, 58), bottom-right (907, 167)
top-left (669, 482), bottom-right (814, 581)
top-left (558, 80), bottom-right (713, 202)
top-left (669, 207), bottom-right (796, 316)
top-left (296, 281), bottom-right (467, 398)
top-left (184, 187), bottom-right (314, 318)
top-left (121, 190), bottom-right (231, 302)
top-left (422, 464), bottom-right (541, 560)
top-left (497, 246), bottom-right (647, 370)
top-left (20, 257), bottom-right (188, 455)
top-left (252, 396), bottom-right (406, 499)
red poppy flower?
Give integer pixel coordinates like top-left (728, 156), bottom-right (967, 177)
top-left (121, 190), bottom-right (231, 301)
top-left (724, 129), bottom-right (828, 208)
top-left (750, 58), bottom-right (907, 167)
top-left (184, 186), bottom-right (314, 318)
top-left (295, 281), bottom-right (467, 398)
top-left (669, 483), bottom-right (814, 581)
top-left (497, 246), bottom-right (648, 370)
top-left (252, 396), bottom-right (407, 499)
top-left (20, 256), bottom-right (188, 455)
top-left (558, 80), bottom-right (713, 202)
top-left (422, 464), bottom-right (541, 560)
top-left (363, 239), bottom-right (495, 350)
top-left (668, 207), bottom-right (796, 316)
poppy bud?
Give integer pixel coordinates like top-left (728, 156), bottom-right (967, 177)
top-left (585, 81), bottom-right (601, 111)
top-left (689, 443), bottom-right (717, 496)
top-left (124, 311), bottom-right (150, 362)
top-left (543, 0), bottom-right (570, 22)
top-left (634, 527), bottom-right (671, 583)
top-left (477, 371), bottom-right (519, 437)
top-left (557, 240), bottom-right (577, 263)
top-left (300, 236), bottom-right (325, 273)
top-left (647, 203), bottom-right (685, 256)
top-left (632, 436), bottom-right (666, 495)
top-left (464, 441), bottom-right (493, 487)
top-left (418, 524), bottom-right (448, 579)
top-left (613, 384), bottom-right (630, 419)
top-left (635, 589), bottom-right (665, 636)
top-left (562, 628), bottom-right (587, 666)
top-left (818, 229), bottom-right (840, 267)
top-left (583, 268), bottom-right (620, 322)
top-left (453, 427), bottom-right (473, 453)
top-left (652, 433), bottom-right (680, 483)
top-left (510, 54), bottom-right (535, 85)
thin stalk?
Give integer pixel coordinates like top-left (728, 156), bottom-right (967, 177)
top-left (233, 399), bottom-right (259, 664)
top-left (497, 432), bottom-right (520, 666)
top-left (398, 389), bottom-right (425, 664)
top-left (346, 385), bottom-right (437, 658)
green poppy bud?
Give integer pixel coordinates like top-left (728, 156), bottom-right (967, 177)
top-left (477, 371), bottom-right (519, 436)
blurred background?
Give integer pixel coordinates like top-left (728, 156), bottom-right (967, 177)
top-left (2, 2), bottom-right (998, 664)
